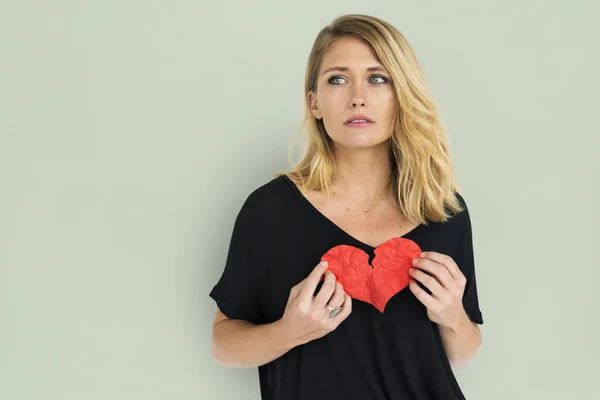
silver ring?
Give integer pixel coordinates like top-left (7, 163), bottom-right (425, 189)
top-left (327, 305), bottom-right (335, 313)
top-left (328, 306), bottom-right (342, 318)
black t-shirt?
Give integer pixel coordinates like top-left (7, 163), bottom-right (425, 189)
top-left (209, 175), bottom-right (483, 400)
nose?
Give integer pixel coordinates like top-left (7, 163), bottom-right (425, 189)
top-left (349, 85), bottom-right (366, 108)
top-left (351, 98), bottom-right (365, 107)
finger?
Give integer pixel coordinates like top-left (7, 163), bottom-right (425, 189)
top-left (330, 293), bottom-right (352, 327)
top-left (409, 279), bottom-right (436, 309)
top-left (298, 262), bottom-right (329, 301)
top-left (412, 258), bottom-right (453, 288)
top-left (409, 268), bottom-right (445, 299)
top-left (314, 270), bottom-right (336, 307)
top-left (327, 281), bottom-right (345, 309)
top-left (419, 252), bottom-right (463, 281)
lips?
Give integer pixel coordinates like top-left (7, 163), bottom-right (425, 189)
top-left (345, 114), bottom-right (373, 124)
top-left (344, 120), bottom-right (373, 127)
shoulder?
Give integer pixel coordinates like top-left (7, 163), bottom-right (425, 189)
top-left (448, 192), bottom-right (474, 246)
top-left (237, 175), bottom-right (292, 221)
top-left (448, 191), bottom-right (470, 223)
top-left (244, 175), bottom-right (290, 206)
top-left (429, 191), bottom-right (471, 236)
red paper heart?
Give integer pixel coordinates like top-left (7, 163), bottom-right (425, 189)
top-left (320, 237), bottom-right (422, 313)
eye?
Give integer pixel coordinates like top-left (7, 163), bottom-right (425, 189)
top-left (370, 75), bottom-right (388, 84)
top-left (327, 76), bottom-right (346, 85)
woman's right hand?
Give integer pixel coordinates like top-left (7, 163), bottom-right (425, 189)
top-left (277, 261), bottom-right (352, 346)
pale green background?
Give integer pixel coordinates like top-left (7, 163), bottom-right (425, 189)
top-left (1, 0), bottom-right (598, 399)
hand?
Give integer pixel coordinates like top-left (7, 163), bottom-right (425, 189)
top-left (408, 251), bottom-right (467, 330)
top-left (278, 261), bottom-right (352, 346)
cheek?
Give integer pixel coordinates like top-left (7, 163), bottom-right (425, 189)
top-left (376, 91), bottom-right (396, 120)
top-left (319, 93), bottom-right (345, 119)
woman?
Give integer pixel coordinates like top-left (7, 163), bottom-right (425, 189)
top-left (209, 14), bottom-right (483, 400)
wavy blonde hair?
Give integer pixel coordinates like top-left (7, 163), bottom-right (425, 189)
top-left (275, 14), bottom-right (464, 224)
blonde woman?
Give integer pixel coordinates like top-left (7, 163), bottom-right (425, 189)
top-left (210, 14), bottom-right (483, 400)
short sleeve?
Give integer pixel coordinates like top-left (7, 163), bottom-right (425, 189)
top-left (208, 195), bottom-right (267, 325)
top-left (456, 195), bottom-right (484, 325)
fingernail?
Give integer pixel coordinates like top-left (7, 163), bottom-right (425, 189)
top-left (321, 261), bottom-right (328, 267)
top-left (412, 259), bottom-right (418, 265)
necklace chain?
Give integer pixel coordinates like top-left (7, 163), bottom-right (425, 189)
top-left (360, 177), bottom-right (392, 214)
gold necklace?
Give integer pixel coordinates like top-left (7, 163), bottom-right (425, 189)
top-left (360, 177), bottom-right (392, 214)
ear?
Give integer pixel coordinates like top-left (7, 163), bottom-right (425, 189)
top-left (308, 91), bottom-right (322, 120)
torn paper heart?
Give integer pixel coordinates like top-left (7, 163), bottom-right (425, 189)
top-left (320, 237), bottom-right (422, 313)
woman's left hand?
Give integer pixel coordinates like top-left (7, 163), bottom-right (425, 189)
top-left (408, 251), bottom-right (468, 329)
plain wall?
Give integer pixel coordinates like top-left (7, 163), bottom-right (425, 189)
top-left (1, 0), bottom-right (598, 398)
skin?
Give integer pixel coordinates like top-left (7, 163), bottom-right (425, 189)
top-left (309, 37), bottom-right (397, 152)
top-left (409, 252), bottom-right (483, 368)
top-left (212, 36), bottom-right (481, 369)
top-left (301, 35), bottom-right (419, 251)
top-left (212, 263), bottom-right (350, 367)
top-left (309, 36), bottom-right (396, 206)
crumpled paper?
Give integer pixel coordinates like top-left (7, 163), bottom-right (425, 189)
top-left (320, 237), bottom-right (422, 313)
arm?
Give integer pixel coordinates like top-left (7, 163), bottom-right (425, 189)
top-left (438, 309), bottom-right (482, 368)
top-left (408, 252), bottom-right (483, 368)
top-left (211, 308), bottom-right (297, 368)
top-left (211, 262), bottom-right (352, 368)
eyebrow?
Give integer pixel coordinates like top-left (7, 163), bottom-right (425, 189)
top-left (320, 66), bottom-right (387, 76)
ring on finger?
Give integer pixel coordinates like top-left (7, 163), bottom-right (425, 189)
top-left (328, 306), bottom-right (343, 318)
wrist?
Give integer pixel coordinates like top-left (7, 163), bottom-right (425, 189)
top-left (272, 318), bottom-right (303, 350)
top-left (443, 309), bottom-right (470, 333)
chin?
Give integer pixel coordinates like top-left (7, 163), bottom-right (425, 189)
top-left (331, 135), bottom-right (391, 149)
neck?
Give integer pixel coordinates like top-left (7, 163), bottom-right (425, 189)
top-left (330, 143), bottom-right (393, 206)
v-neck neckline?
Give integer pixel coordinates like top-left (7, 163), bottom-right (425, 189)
top-left (280, 175), bottom-right (424, 251)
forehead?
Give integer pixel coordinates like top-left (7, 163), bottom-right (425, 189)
top-left (320, 36), bottom-right (382, 72)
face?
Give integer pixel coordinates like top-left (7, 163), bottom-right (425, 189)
top-left (309, 36), bottom-right (397, 150)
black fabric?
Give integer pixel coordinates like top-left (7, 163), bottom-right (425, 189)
top-left (209, 175), bottom-right (483, 400)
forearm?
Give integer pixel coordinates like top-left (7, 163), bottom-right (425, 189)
top-left (212, 318), bottom-right (297, 368)
top-left (438, 311), bottom-right (482, 368)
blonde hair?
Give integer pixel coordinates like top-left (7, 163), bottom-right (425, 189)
top-left (275, 14), bottom-right (464, 224)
